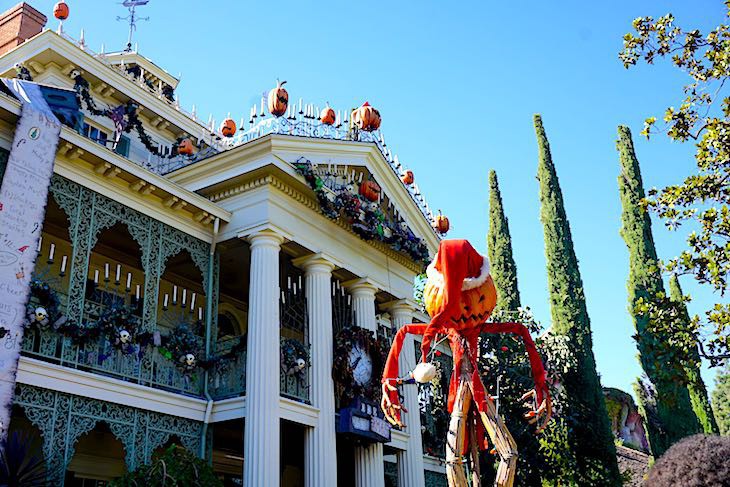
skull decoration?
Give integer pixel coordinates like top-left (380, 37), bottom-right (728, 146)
top-left (34, 307), bottom-right (48, 323)
top-left (295, 358), bottom-right (306, 372)
top-left (400, 221), bottom-right (409, 232)
top-left (118, 330), bottom-right (131, 344)
top-left (185, 353), bottom-right (196, 367)
top-left (70, 68), bottom-right (81, 79)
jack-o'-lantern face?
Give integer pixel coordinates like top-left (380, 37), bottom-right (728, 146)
top-left (424, 275), bottom-right (497, 330)
top-left (220, 118), bottom-right (236, 137)
top-left (267, 80), bottom-right (289, 117)
top-left (178, 138), bottom-right (194, 155)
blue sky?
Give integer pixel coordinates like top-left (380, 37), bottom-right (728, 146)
top-left (35, 1), bottom-right (724, 394)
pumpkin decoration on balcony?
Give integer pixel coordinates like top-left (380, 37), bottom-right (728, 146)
top-left (177, 138), bottom-right (195, 156)
top-left (267, 79), bottom-right (289, 117)
top-left (54, 2), bottom-right (69, 20)
top-left (433, 210), bottom-right (450, 234)
top-left (359, 179), bottom-right (381, 202)
top-left (320, 103), bottom-right (336, 125)
top-left (352, 102), bottom-right (381, 132)
top-left (220, 118), bottom-right (237, 137)
top-left (400, 170), bottom-right (414, 185)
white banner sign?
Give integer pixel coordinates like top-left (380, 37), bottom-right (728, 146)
top-left (0, 79), bottom-right (61, 441)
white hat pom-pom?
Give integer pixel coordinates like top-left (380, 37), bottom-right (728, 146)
top-left (412, 362), bottom-right (437, 383)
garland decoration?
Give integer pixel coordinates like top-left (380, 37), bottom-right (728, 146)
top-left (25, 279), bottom-right (63, 331)
top-left (294, 158), bottom-right (430, 265)
top-left (332, 325), bottom-right (389, 406)
top-left (71, 71), bottom-right (185, 159)
top-left (281, 337), bottom-right (310, 384)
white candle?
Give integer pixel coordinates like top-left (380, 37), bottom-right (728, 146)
top-left (48, 243), bottom-right (55, 261)
top-left (126, 272), bottom-right (132, 290)
top-left (298, 98), bottom-right (302, 113)
top-left (94, 269), bottom-right (99, 284)
top-left (182, 289), bottom-right (187, 306)
top-left (104, 263), bottom-right (109, 281)
top-left (163, 293), bottom-right (169, 308)
top-left (61, 255), bottom-right (68, 274)
top-left (37, 236), bottom-right (42, 252)
top-left (115, 264), bottom-right (121, 283)
top-left (260, 97), bottom-right (265, 115)
top-left (173, 285), bottom-right (178, 304)
top-left (135, 284), bottom-right (140, 300)
top-left (190, 292), bottom-right (196, 310)
top-left (198, 307), bottom-right (203, 321)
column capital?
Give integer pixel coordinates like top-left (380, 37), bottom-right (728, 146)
top-left (381, 299), bottom-right (418, 315)
top-left (342, 277), bottom-right (379, 298)
top-left (292, 253), bottom-right (336, 274)
top-left (246, 229), bottom-right (285, 249)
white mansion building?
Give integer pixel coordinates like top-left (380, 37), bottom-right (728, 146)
top-left (0, 3), bottom-right (452, 486)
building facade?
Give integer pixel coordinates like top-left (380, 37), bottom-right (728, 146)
top-left (0, 3), bottom-right (452, 486)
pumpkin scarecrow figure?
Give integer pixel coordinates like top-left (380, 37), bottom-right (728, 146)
top-left (381, 239), bottom-right (551, 487)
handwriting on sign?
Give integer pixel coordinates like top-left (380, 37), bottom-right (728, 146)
top-left (0, 80), bottom-right (61, 430)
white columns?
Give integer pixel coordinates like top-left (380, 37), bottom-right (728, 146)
top-left (295, 254), bottom-right (338, 487)
top-left (347, 278), bottom-right (378, 332)
top-left (387, 301), bottom-right (425, 487)
top-left (243, 230), bottom-right (284, 487)
top-left (355, 444), bottom-right (386, 487)
top-left (345, 278), bottom-right (384, 487)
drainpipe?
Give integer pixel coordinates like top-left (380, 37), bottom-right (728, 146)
top-left (200, 217), bottom-right (220, 459)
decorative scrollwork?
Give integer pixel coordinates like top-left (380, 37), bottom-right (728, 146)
top-left (14, 384), bottom-right (202, 479)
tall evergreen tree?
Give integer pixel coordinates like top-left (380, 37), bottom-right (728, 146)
top-left (616, 125), bottom-right (701, 455)
top-left (534, 114), bottom-right (620, 485)
top-left (712, 365), bottom-right (730, 436)
top-left (668, 274), bottom-right (719, 434)
top-left (482, 170), bottom-right (542, 486)
top-left (488, 170), bottom-right (521, 312)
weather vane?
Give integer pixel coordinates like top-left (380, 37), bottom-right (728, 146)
top-left (117, 0), bottom-right (150, 52)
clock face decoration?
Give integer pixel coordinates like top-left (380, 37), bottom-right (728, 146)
top-left (348, 344), bottom-right (373, 386)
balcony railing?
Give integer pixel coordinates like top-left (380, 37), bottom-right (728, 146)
top-left (21, 327), bottom-right (203, 396)
top-left (208, 335), bottom-right (247, 400)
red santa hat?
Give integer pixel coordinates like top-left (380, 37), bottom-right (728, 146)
top-left (427, 239), bottom-right (490, 325)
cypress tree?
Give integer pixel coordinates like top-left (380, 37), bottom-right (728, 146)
top-left (488, 170), bottom-right (521, 312)
top-left (668, 274), bottom-right (719, 434)
top-left (534, 114), bottom-right (620, 485)
top-left (483, 170), bottom-right (542, 486)
top-left (617, 125), bottom-right (701, 456)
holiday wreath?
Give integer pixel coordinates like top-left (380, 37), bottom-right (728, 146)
top-left (281, 337), bottom-right (310, 385)
top-left (332, 325), bottom-right (389, 406)
top-left (25, 279), bottom-right (63, 331)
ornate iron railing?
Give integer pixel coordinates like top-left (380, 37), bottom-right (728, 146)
top-left (21, 326), bottom-right (203, 396)
top-left (208, 335), bottom-right (247, 400)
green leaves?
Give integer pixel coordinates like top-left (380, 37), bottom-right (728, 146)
top-left (621, 6), bottom-right (730, 366)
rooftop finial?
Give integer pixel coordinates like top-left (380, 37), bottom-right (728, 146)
top-left (116, 0), bottom-right (150, 52)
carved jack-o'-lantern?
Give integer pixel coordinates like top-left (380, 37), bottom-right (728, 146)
top-left (352, 102), bottom-right (381, 132)
top-left (220, 118), bottom-right (236, 137)
top-left (267, 80), bottom-right (289, 117)
top-left (433, 210), bottom-right (450, 234)
top-left (359, 180), bottom-right (381, 202)
top-left (54, 2), bottom-right (69, 20)
top-left (400, 170), bottom-right (414, 185)
top-left (320, 104), bottom-right (336, 125)
top-left (423, 256), bottom-right (497, 331)
top-left (178, 138), bottom-right (195, 156)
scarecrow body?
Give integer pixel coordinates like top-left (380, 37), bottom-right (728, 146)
top-left (382, 240), bottom-right (551, 487)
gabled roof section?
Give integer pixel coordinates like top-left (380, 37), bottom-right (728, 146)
top-left (0, 30), bottom-right (204, 139)
top-left (166, 134), bottom-right (440, 256)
